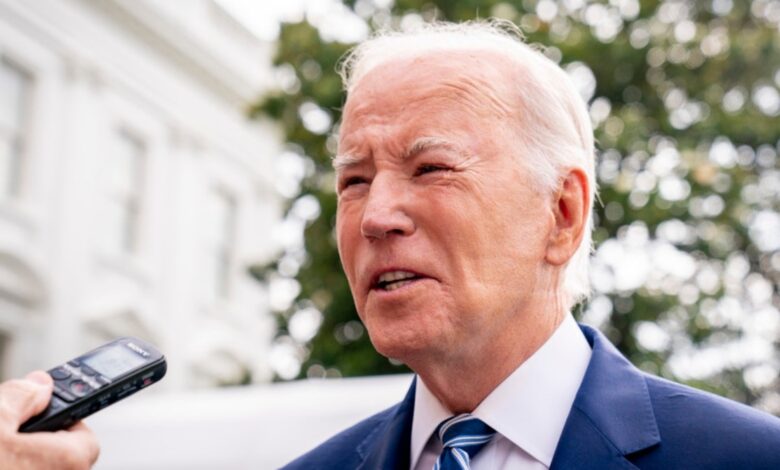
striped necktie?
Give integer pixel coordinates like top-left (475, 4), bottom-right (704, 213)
top-left (434, 414), bottom-right (496, 470)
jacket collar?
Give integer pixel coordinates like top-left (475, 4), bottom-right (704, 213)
top-left (355, 325), bottom-right (661, 470)
top-left (551, 324), bottom-right (660, 469)
top-left (356, 377), bottom-right (416, 470)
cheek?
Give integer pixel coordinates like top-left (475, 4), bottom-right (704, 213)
top-left (336, 203), bottom-right (377, 312)
top-left (443, 191), bottom-right (551, 280)
top-left (336, 209), bottom-right (359, 278)
top-left (496, 201), bottom-right (554, 261)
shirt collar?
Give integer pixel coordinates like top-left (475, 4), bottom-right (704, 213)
top-left (409, 314), bottom-right (592, 468)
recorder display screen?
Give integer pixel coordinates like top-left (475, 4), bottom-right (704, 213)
top-left (83, 345), bottom-right (146, 379)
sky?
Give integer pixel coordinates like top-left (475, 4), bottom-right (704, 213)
top-left (215, 0), bottom-right (305, 40)
top-left (215, 0), bottom-right (370, 43)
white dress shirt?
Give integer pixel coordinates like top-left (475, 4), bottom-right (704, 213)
top-left (410, 314), bottom-right (592, 470)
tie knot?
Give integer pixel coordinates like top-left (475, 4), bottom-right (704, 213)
top-left (436, 414), bottom-right (496, 456)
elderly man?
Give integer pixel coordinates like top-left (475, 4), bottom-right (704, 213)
top-left (0, 20), bottom-right (777, 470)
top-left (284, 21), bottom-right (780, 470)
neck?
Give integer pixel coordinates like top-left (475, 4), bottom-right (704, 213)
top-left (412, 301), bottom-right (567, 414)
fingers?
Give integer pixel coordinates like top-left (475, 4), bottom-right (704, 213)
top-left (24, 371), bottom-right (53, 387)
top-left (66, 422), bottom-right (101, 466)
top-left (19, 422), bottom-right (100, 470)
top-left (0, 371), bottom-right (53, 427)
top-left (0, 374), bottom-right (99, 470)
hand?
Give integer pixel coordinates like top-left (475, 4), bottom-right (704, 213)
top-left (0, 371), bottom-right (99, 469)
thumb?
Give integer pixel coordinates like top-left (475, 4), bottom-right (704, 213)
top-left (25, 370), bottom-right (53, 388)
top-left (0, 371), bottom-right (54, 426)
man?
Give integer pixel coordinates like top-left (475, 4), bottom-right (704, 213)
top-left (1, 19), bottom-right (777, 470)
top-left (283, 20), bottom-right (780, 469)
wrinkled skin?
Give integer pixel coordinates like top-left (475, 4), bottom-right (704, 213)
top-left (335, 52), bottom-right (589, 412)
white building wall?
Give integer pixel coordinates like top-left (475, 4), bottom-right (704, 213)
top-left (87, 374), bottom-right (414, 470)
top-left (0, 0), bottom-right (283, 389)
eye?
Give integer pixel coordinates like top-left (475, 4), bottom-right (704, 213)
top-left (345, 176), bottom-right (366, 186)
top-left (415, 164), bottom-right (450, 176)
top-left (339, 175), bottom-right (368, 192)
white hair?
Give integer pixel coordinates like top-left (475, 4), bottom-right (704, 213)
top-left (337, 19), bottom-right (597, 309)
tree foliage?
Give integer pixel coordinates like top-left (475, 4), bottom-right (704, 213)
top-left (252, 0), bottom-right (780, 413)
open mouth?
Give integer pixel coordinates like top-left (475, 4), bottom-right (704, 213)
top-left (373, 270), bottom-right (424, 292)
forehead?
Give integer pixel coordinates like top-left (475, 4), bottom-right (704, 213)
top-left (339, 51), bottom-right (518, 145)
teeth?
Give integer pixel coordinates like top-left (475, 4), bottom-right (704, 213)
top-left (375, 271), bottom-right (421, 291)
top-left (378, 271), bottom-right (417, 284)
top-left (384, 280), bottom-right (413, 291)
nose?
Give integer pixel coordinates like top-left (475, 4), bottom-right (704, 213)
top-left (360, 175), bottom-right (415, 240)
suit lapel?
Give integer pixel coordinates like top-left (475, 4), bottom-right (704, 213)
top-left (356, 377), bottom-right (416, 470)
top-left (551, 325), bottom-right (660, 469)
top-left (353, 325), bottom-right (661, 469)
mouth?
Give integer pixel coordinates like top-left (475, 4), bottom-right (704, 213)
top-left (371, 270), bottom-right (427, 292)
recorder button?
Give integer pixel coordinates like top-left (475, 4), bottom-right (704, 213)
top-left (79, 364), bottom-right (97, 376)
top-left (49, 395), bottom-right (67, 411)
top-left (68, 380), bottom-right (92, 398)
top-left (50, 367), bottom-right (70, 380)
top-left (54, 387), bottom-right (76, 402)
top-left (94, 375), bottom-right (109, 386)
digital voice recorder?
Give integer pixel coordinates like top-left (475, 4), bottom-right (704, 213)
top-left (20, 336), bottom-right (166, 433)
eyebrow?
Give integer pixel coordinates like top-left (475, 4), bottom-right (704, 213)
top-left (332, 153), bottom-right (364, 172)
top-left (332, 136), bottom-right (469, 172)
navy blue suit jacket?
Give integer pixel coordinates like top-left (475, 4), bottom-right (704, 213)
top-left (283, 325), bottom-right (780, 469)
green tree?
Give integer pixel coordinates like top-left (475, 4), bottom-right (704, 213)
top-left (253, 0), bottom-right (780, 414)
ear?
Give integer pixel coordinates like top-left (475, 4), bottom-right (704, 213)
top-left (545, 168), bottom-right (590, 266)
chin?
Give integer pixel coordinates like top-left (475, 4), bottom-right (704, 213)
top-left (361, 298), bottom-right (454, 361)
top-left (367, 325), bottom-right (439, 365)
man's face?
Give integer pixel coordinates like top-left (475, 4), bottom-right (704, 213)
top-left (335, 53), bottom-right (557, 365)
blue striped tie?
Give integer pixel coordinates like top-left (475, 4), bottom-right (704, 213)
top-left (433, 414), bottom-right (496, 470)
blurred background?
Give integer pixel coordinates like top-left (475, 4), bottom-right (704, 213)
top-left (0, 0), bottom-right (778, 468)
